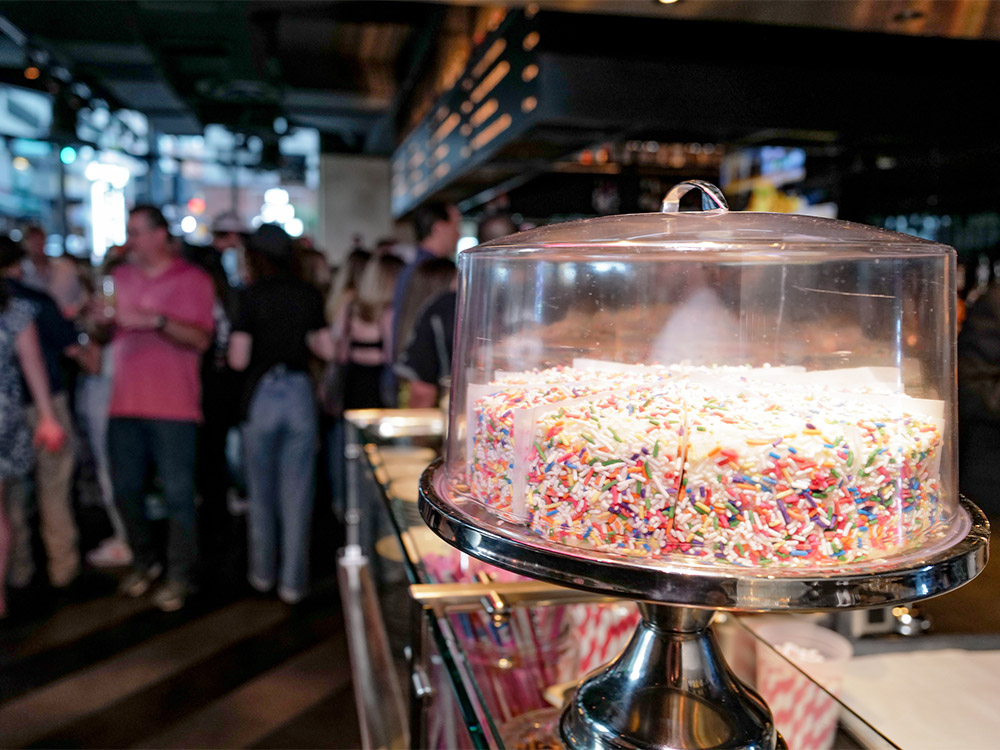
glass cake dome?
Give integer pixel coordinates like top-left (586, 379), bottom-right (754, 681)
top-left (441, 181), bottom-right (961, 571)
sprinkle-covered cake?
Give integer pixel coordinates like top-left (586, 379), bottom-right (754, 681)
top-left (466, 364), bottom-right (943, 567)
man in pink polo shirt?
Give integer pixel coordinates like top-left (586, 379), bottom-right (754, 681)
top-left (109, 205), bottom-right (214, 612)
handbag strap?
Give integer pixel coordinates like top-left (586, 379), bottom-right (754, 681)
top-left (334, 299), bottom-right (354, 364)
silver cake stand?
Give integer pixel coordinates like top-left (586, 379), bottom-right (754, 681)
top-left (419, 460), bottom-right (990, 750)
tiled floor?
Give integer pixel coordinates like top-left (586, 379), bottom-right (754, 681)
top-left (2, 492), bottom-right (993, 750)
top-left (0, 515), bottom-right (363, 749)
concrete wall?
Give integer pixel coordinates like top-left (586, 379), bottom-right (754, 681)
top-left (318, 154), bottom-right (393, 263)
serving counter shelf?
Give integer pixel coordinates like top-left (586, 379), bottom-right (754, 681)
top-left (335, 408), bottom-right (970, 750)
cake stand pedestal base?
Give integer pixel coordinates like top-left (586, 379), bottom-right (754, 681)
top-left (419, 462), bottom-right (989, 750)
top-left (561, 603), bottom-right (784, 750)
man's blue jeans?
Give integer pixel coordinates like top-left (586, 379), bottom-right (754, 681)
top-left (108, 417), bottom-right (198, 586)
top-left (241, 368), bottom-right (317, 599)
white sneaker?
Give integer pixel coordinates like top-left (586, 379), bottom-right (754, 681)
top-left (152, 580), bottom-right (188, 612)
top-left (86, 538), bottom-right (133, 568)
top-left (248, 574), bottom-right (274, 593)
top-left (278, 585), bottom-right (306, 605)
top-left (118, 564), bottom-right (163, 597)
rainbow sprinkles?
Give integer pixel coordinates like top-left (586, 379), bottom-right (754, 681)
top-left (467, 364), bottom-right (944, 567)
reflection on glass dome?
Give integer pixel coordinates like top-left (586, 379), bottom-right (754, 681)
top-left (443, 185), bottom-right (959, 572)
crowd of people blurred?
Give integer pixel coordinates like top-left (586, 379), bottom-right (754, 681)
top-left (0, 201), bottom-right (517, 618)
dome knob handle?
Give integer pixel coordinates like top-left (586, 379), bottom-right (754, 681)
top-left (661, 180), bottom-right (729, 213)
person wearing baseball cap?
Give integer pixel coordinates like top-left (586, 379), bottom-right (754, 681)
top-left (211, 211), bottom-right (245, 247)
top-left (209, 211), bottom-right (247, 285)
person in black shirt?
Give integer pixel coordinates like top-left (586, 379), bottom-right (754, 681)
top-left (395, 290), bottom-right (456, 408)
top-left (227, 224), bottom-right (332, 604)
top-left (182, 225), bottom-right (243, 578)
top-left (395, 213), bottom-right (517, 408)
top-left (958, 282), bottom-right (1000, 516)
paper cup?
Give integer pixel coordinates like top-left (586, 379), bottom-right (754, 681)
top-left (753, 620), bottom-right (852, 750)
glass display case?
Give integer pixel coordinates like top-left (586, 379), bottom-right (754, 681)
top-left (340, 407), bottom-right (982, 750)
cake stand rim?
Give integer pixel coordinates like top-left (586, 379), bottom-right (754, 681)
top-left (417, 460), bottom-right (990, 612)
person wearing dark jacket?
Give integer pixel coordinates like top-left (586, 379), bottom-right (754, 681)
top-left (182, 216), bottom-right (244, 577)
top-left (958, 284), bottom-right (1000, 516)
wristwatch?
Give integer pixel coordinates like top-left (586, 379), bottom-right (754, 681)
top-left (155, 314), bottom-right (167, 331)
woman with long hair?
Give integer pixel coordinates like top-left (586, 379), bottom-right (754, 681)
top-left (326, 247), bottom-right (371, 326)
top-left (323, 252), bottom-right (403, 531)
top-left (331, 253), bottom-right (405, 410)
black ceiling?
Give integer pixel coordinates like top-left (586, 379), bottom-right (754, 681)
top-left (0, 1), bottom-right (445, 151)
top-left (5, 1), bottom-right (1000, 218)
top-left (385, 4), bottom-right (1000, 218)
top-left (5, 1), bottom-right (1000, 149)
